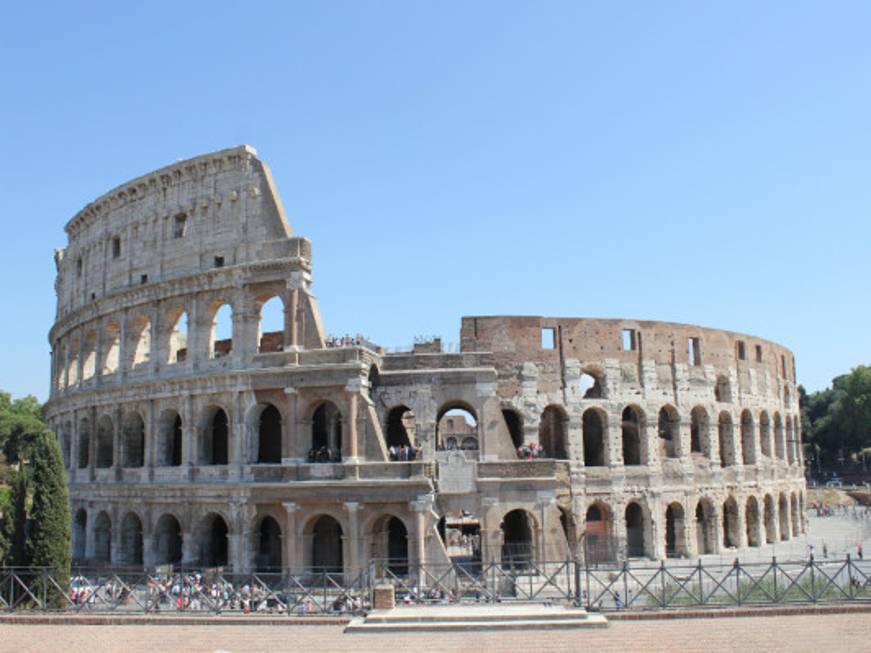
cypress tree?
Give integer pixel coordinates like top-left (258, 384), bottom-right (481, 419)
top-left (27, 430), bottom-right (71, 582)
top-left (6, 468), bottom-right (28, 566)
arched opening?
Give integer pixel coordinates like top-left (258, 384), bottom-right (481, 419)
top-left (166, 310), bottom-right (188, 364)
top-left (582, 408), bottom-right (606, 466)
top-left (786, 419), bottom-right (796, 465)
top-left (436, 405), bottom-right (477, 451)
top-left (78, 418), bottom-right (91, 468)
top-left (460, 436), bottom-right (478, 450)
top-left (158, 410), bottom-right (183, 467)
top-left (658, 406), bottom-right (680, 459)
top-left (718, 412), bottom-right (735, 467)
top-left (763, 495), bottom-right (777, 544)
top-left (200, 514), bottom-right (229, 568)
top-left (745, 497), bottom-right (761, 547)
top-left (621, 406), bottom-right (644, 465)
top-left (695, 499), bottom-right (716, 555)
top-left (440, 514), bottom-right (482, 565)
top-left (690, 406), bottom-right (709, 457)
top-left (741, 410), bottom-right (756, 465)
top-left (131, 315), bottom-right (151, 368)
top-left (257, 516), bottom-right (283, 572)
top-left (311, 402), bottom-right (342, 462)
top-left (120, 512), bottom-right (143, 566)
top-left (73, 509), bottom-right (87, 561)
top-left (778, 494), bottom-right (789, 541)
top-left (257, 404), bottom-right (282, 464)
top-left (665, 503), bottom-right (687, 558)
top-left (584, 503), bottom-right (615, 564)
top-left (386, 405), bottom-right (415, 450)
top-left (102, 322), bottom-right (120, 375)
top-left (783, 385), bottom-right (791, 407)
top-left (309, 515), bottom-right (344, 572)
top-left (200, 407), bottom-right (229, 465)
top-left (722, 497), bottom-right (739, 549)
top-left (60, 425), bottom-right (72, 468)
top-left (774, 413), bottom-right (785, 460)
top-left (625, 502), bottom-right (646, 558)
top-left (539, 405), bottom-right (568, 459)
top-left (209, 303), bottom-right (233, 359)
top-left (154, 514), bottom-right (183, 565)
top-left (579, 369), bottom-right (605, 399)
top-left (759, 411), bottom-right (772, 457)
top-left (372, 515), bottom-right (409, 575)
top-left (257, 295), bottom-right (285, 353)
top-left (122, 412), bottom-right (145, 468)
top-left (502, 409), bottom-right (524, 449)
top-left (95, 415), bottom-right (114, 468)
top-left (714, 375), bottom-right (732, 403)
top-left (501, 509), bottom-right (534, 568)
top-left (81, 331), bottom-right (97, 382)
top-left (94, 511), bottom-right (112, 562)
top-left (67, 336), bottom-right (80, 387)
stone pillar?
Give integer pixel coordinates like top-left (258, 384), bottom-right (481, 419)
top-left (283, 502), bottom-right (299, 572)
top-left (480, 497), bottom-right (500, 566)
top-left (609, 408), bottom-right (624, 466)
top-left (282, 387), bottom-right (300, 462)
top-left (146, 399), bottom-right (156, 476)
top-left (182, 529), bottom-right (197, 566)
top-left (70, 411), bottom-right (80, 482)
top-left (142, 513), bottom-right (156, 567)
top-left (233, 304), bottom-right (259, 363)
top-left (344, 382), bottom-right (361, 463)
top-left (232, 391), bottom-right (244, 476)
top-left (85, 509), bottom-right (96, 559)
top-left (287, 287), bottom-right (299, 349)
top-left (228, 533), bottom-right (243, 573)
top-left (345, 501), bottom-right (361, 574)
top-left (110, 510), bottom-right (123, 565)
top-left (118, 309), bottom-right (129, 381)
top-left (182, 394), bottom-right (196, 469)
top-left (188, 295), bottom-right (202, 370)
top-left (113, 407), bottom-right (123, 471)
top-left (411, 501), bottom-right (428, 567)
top-left (735, 498), bottom-right (748, 550)
top-left (650, 501), bottom-right (666, 560)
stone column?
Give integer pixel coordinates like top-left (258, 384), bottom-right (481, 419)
top-left (118, 308), bottom-right (129, 381)
top-left (110, 509), bottom-right (123, 565)
top-left (142, 513), bottom-right (156, 567)
top-left (480, 497), bottom-right (500, 566)
top-left (113, 407), bottom-right (123, 472)
top-left (735, 498), bottom-right (748, 550)
top-left (283, 502), bottom-right (299, 572)
top-left (181, 529), bottom-right (197, 566)
top-left (228, 533), bottom-right (243, 573)
top-left (232, 391), bottom-right (244, 477)
top-left (344, 381), bottom-right (361, 463)
top-left (345, 502), bottom-right (362, 574)
top-left (609, 407), bottom-right (624, 467)
top-left (70, 411), bottom-right (80, 483)
top-left (282, 387), bottom-right (300, 462)
top-left (188, 295), bottom-right (202, 371)
top-left (286, 286), bottom-right (299, 349)
top-left (146, 399), bottom-right (156, 477)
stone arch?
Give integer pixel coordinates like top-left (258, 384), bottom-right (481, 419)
top-left (774, 413), bottom-right (785, 460)
top-left (95, 414), bottom-right (114, 468)
top-left (73, 509), bottom-right (87, 560)
top-left (305, 514), bottom-right (344, 572)
top-left (778, 493), bottom-right (789, 541)
top-left (119, 512), bottom-right (144, 566)
top-left (665, 502), bottom-right (687, 558)
top-left (121, 411), bottom-right (145, 468)
top-left (501, 509), bottom-right (535, 568)
top-left (165, 308), bottom-right (189, 364)
top-left (790, 493), bottom-right (800, 537)
top-left (539, 404), bottom-right (569, 460)
top-left (310, 401), bottom-right (342, 462)
top-left (157, 409), bottom-right (183, 467)
top-left (154, 514), bottom-right (183, 565)
top-left (763, 494), bottom-right (777, 543)
top-left (745, 496), bottom-right (761, 547)
top-left (584, 502), bottom-right (615, 563)
top-left (657, 405), bottom-right (680, 460)
top-left (81, 330), bottom-right (97, 382)
top-left (690, 406), bottom-right (710, 457)
top-left (436, 402), bottom-right (478, 451)
top-left (256, 516), bottom-right (283, 572)
top-left (621, 405), bottom-right (645, 465)
top-left (722, 497), bottom-right (739, 549)
top-left (625, 501), bottom-right (647, 558)
top-left (199, 405), bottom-right (230, 465)
top-left (197, 512), bottom-right (230, 568)
top-left (130, 314), bottom-right (151, 368)
top-left (759, 411), bottom-right (772, 457)
top-left (386, 405), bottom-right (415, 449)
top-left (102, 321), bottom-right (121, 375)
top-left (718, 411), bottom-right (735, 467)
top-left (93, 511), bottom-right (112, 562)
top-left (60, 422), bottom-right (72, 468)
top-left (714, 375), bottom-right (732, 403)
top-left (371, 514), bottom-right (409, 575)
top-left (695, 498), bottom-right (717, 555)
top-left (583, 408), bottom-right (607, 466)
top-left (741, 410), bottom-right (756, 465)
top-left (579, 366), bottom-right (606, 399)
top-left (501, 408), bottom-right (524, 449)
top-left (254, 403), bottom-right (282, 464)
top-left (208, 301), bottom-right (234, 359)
top-left (67, 334), bottom-right (80, 387)
top-left (78, 417), bottom-right (91, 468)
top-left (256, 294), bottom-right (285, 353)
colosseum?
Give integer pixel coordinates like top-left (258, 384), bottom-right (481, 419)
top-left (45, 145), bottom-right (806, 574)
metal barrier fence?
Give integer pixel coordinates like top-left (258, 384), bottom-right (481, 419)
top-left (2, 556), bottom-right (871, 614)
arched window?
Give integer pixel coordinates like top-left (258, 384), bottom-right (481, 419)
top-left (665, 503), bottom-right (687, 558)
top-left (311, 402), bottom-right (342, 462)
top-left (372, 515), bottom-right (409, 575)
top-left (539, 405), bottom-right (568, 459)
top-left (778, 493), bottom-right (789, 541)
top-left (625, 502), bottom-right (646, 558)
top-left (122, 412), bottom-right (145, 468)
top-left (200, 407), bottom-right (229, 465)
top-left (94, 511), bottom-right (112, 562)
top-left (657, 405), bottom-right (680, 459)
top-left (209, 303), bottom-right (233, 359)
top-left (199, 514), bottom-right (229, 568)
top-left (722, 497), bottom-right (739, 548)
top-left (695, 499), bottom-right (716, 554)
top-left (502, 409), bottom-right (524, 449)
top-left (154, 514), bottom-right (183, 565)
top-left (157, 410), bottom-right (183, 467)
top-left (774, 413), bottom-right (785, 460)
top-left (714, 375), bottom-right (732, 403)
top-left (582, 408), bottom-right (606, 467)
top-left (718, 412), bottom-right (735, 467)
top-left (621, 406), bottom-right (644, 465)
top-left (257, 295), bottom-right (285, 353)
top-left (386, 405), bottom-right (415, 449)
top-left (585, 502), bottom-right (615, 563)
top-left (120, 512), bottom-right (143, 566)
top-left (501, 509), bottom-right (534, 568)
top-left (690, 406), bottom-right (709, 457)
top-left (308, 515), bottom-right (343, 572)
top-left (257, 516), bottom-right (282, 572)
top-left (436, 404), bottom-right (477, 452)
top-left (166, 310), bottom-right (188, 364)
top-left (78, 418), bottom-right (91, 469)
top-left (763, 495), bottom-right (776, 543)
top-left (73, 509), bottom-right (87, 561)
top-left (745, 496), bottom-right (761, 547)
top-left (257, 404), bottom-right (282, 463)
top-left (96, 415), bottom-right (114, 468)
top-left (741, 410), bottom-right (756, 465)
top-left (759, 411), bottom-right (772, 457)
top-left (790, 493), bottom-right (799, 536)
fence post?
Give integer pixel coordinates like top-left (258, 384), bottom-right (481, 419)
top-left (846, 554), bottom-right (855, 600)
top-left (622, 560), bottom-right (629, 608)
top-left (42, 568), bottom-right (48, 612)
top-left (809, 554), bottom-right (816, 603)
top-left (660, 560), bottom-right (666, 608)
top-left (698, 559), bottom-right (704, 606)
top-left (735, 558), bottom-right (741, 607)
top-left (772, 556), bottom-right (779, 603)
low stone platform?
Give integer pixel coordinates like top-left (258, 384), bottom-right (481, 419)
top-left (344, 603), bottom-right (608, 632)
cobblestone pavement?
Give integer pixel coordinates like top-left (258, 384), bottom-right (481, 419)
top-left (2, 613), bottom-right (870, 653)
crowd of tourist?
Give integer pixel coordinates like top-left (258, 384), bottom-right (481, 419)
top-left (388, 444), bottom-right (421, 461)
top-left (811, 502), bottom-right (871, 519)
top-left (325, 334), bottom-right (370, 348)
top-left (307, 446), bottom-right (342, 463)
top-left (517, 442), bottom-right (544, 459)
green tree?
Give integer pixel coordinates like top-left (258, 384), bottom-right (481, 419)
top-left (5, 469), bottom-right (29, 566)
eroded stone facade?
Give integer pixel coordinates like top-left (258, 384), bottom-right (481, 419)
top-left (45, 145), bottom-right (806, 572)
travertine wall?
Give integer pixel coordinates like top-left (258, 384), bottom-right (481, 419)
top-left (45, 146), bottom-right (805, 573)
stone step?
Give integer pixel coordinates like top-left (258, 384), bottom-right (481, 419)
top-left (345, 616), bottom-right (608, 632)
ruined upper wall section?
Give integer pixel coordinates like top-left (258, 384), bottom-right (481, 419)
top-left (54, 145), bottom-right (306, 318)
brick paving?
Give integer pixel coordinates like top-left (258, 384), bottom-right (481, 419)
top-left (1, 612), bottom-right (870, 653)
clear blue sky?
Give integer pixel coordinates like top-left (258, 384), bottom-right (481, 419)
top-left (2, 1), bottom-right (869, 401)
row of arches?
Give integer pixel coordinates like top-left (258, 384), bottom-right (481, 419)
top-left (54, 294), bottom-right (287, 392)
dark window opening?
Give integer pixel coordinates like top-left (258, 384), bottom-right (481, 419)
top-left (214, 256), bottom-right (225, 268)
top-left (688, 337), bottom-right (701, 366)
top-left (173, 214), bottom-right (187, 239)
top-left (112, 236), bottom-right (121, 259)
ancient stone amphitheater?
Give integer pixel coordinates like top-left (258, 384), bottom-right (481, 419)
top-left (45, 145), bottom-right (806, 573)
